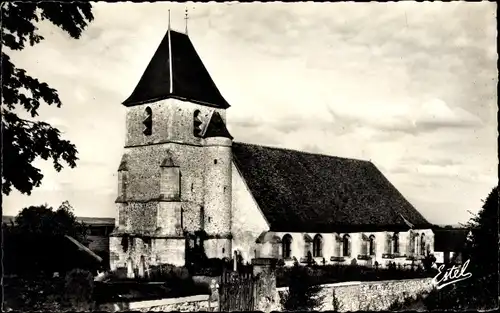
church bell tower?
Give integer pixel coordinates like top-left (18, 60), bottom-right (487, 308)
top-left (109, 20), bottom-right (233, 275)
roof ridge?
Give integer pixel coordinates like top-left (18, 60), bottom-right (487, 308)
top-left (233, 141), bottom-right (371, 163)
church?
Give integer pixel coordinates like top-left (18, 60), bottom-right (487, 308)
top-left (109, 24), bottom-right (435, 277)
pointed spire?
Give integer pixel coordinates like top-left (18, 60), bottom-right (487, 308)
top-left (122, 21), bottom-right (230, 109)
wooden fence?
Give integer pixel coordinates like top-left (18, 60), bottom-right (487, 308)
top-left (218, 268), bottom-right (257, 311)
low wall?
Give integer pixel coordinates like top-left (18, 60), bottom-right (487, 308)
top-left (277, 278), bottom-right (433, 311)
top-left (98, 294), bottom-right (218, 312)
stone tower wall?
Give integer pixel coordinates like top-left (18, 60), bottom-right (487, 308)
top-left (124, 99), bottom-right (226, 148)
top-left (203, 137), bottom-right (233, 236)
top-left (111, 98), bottom-right (233, 269)
top-left (202, 137), bottom-right (233, 259)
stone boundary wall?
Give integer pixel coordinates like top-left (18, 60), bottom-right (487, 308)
top-left (276, 278), bottom-right (434, 312)
top-left (98, 294), bottom-right (219, 312)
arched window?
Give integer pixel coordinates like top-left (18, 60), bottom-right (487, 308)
top-left (313, 234), bottom-right (323, 257)
top-left (282, 234), bottom-right (292, 259)
top-left (342, 234), bottom-right (351, 257)
top-left (335, 235), bottom-right (342, 257)
top-left (393, 232), bottom-right (399, 254)
top-left (139, 255), bottom-right (147, 277)
top-left (413, 233), bottom-right (419, 255)
top-left (193, 110), bottom-right (202, 137)
top-left (361, 236), bottom-right (368, 255)
top-left (369, 235), bottom-right (376, 255)
top-left (143, 107), bottom-right (152, 136)
top-left (420, 234), bottom-right (426, 256)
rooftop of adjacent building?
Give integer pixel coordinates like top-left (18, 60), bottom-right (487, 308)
top-left (432, 226), bottom-right (470, 252)
top-left (2, 215), bottom-right (115, 227)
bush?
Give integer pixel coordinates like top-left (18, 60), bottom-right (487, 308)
top-left (63, 268), bottom-right (95, 311)
top-left (3, 276), bottom-right (65, 311)
top-left (188, 257), bottom-right (234, 276)
top-left (280, 263), bottom-right (324, 311)
top-left (421, 254), bottom-right (437, 272)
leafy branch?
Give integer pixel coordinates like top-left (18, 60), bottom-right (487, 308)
top-left (1, 2), bottom-right (94, 195)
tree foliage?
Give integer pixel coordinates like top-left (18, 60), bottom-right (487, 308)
top-left (457, 185), bottom-right (499, 309)
top-left (280, 263), bottom-right (324, 311)
top-left (14, 200), bottom-right (88, 241)
top-left (3, 201), bottom-right (90, 276)
top-left (390, 186), bottom-right (499, 311)
top-left (1, 2), bottom-right (94, 195)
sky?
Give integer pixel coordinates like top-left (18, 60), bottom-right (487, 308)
top-left (3, 1), bottom-right (497, 225)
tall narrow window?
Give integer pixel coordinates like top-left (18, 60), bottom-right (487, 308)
top-left (304, 242), bottom-right (311, 257)
top-left (313, 234), bottom-right (323, 257)
top-left (193, 110), bottom-right (202, 137)
top-left (342, 234), bottom-right (351, 257)
top-left (360, 235), bottom-right (368, 255)
top-left (413, 233), bottom-right (419, 255)
top-left (369, 235), bottom-right (376, 255)
top-left (420, 234), bottom-right (426, 256)
top-left (393, 232), bottom-right (399, 254)
top-left (335, 235), bottom-right (342, 257)
top-left (200, 206), bottom-right (205, 229)
top-left (386, 234), bottom-right (392, 254)
top-left (143, 107), bottom-right (152, 136)
top-left (282, 234), bottom-right (292, 259)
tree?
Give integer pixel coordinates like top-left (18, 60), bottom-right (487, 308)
top-left (458, 186), bottom-right (499, 309)
top-left (15, 200), bottom-right (87, 241)
top-left (425, 187), bottom-right (498, 310)
top-left (4, 201), bottom-right (89, 276)
top-left (1, 2), bottom-right (94, 195)
top-left (389, 186), bottom-right (499, 311)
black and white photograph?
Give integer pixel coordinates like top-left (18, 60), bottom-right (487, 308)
top-left (1, 1), bottom-right (498, 312)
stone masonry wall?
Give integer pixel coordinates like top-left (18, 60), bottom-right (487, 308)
top-left (277, 278), bottom-right (434, 312)
top-left (124, 99), bottom-right (225, 148)
top-left (98, 295), bottom-right (218, 312)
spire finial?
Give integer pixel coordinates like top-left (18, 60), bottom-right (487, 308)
top-left (184, 8), bottom-right (189, 35)
top-left (168, 9), bottom-right (171, 31)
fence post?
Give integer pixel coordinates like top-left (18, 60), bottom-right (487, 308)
top-left (252, 257), bottom-right (279, 312)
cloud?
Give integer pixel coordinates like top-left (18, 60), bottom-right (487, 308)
top-left (325, 98), bottom-right (482, 136)
top-left (3, 2), bottom-right (496, 226)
